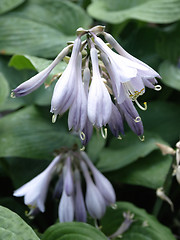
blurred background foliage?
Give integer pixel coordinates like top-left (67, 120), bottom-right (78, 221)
top-left (0, 0), bottom-right (180, 239)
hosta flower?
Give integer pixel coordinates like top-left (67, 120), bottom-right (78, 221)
top-left (12, 46), bottom-right (70, 97)
top-left (51, 37), bottom-right (81, 120)
top-left (13, 155), bottom-right (61, 212)
top-left (80, 160), bottom-right (106, 219)
top-left (93, 33), bottom-right (161, 107)
top-left (13, 147), bottom-right (115, 222)
top-left (68, 53), bottom-right (87, 132)
top-left (88, 43), bottom-right (112, 128)
top-left (11, 25), bottom-right (161, 144)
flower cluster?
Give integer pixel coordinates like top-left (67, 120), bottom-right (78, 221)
top-left (13, 146), bottom-right (116, 222)
top-left (12, 25), bottom-right (161, 145)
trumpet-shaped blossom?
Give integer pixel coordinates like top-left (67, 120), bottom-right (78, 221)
top-left (13, 155), bottom-right (61, 212)
top-left (12, 46), bottom-right (70, 97)
top-left (88, 45), bottom-right (112, 128)
top-left (80, 160), bottom-right (106, 219)
top-left (13, 147), bottom-right (115, 222)
top-left (50, 37), bottom-right (81, 118)
top-left (12, 25), bottom-right (161, 144)
top-left (68, 53), bottom-right (87, 132)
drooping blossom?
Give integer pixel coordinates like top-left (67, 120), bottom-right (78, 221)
top-left (11, 25), bottom-right (161, 144)
top-left (14, 146), bottom-right (116, 222)
top-left (13, 155), bottom-right (61, 213)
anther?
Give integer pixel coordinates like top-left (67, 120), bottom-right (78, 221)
top-left (52, 114), bottom-right (57, 123)
top-left (101, 127), bottom-right (107, 139)
top-left (80, 132), bottom-right (86, 141)
top-left (134, 116), bottom-right (141, 123)
top-left (118, 135), bottom-right (122, 140)
top-left (135, 100), bottom-right (147, 111)
top-left (80, 146), bottom-right (85, 151)
top-left (139, 135), bottom-right (145, 141)
top-left (10, 92), bottom-right (16, 98)
top-left (154, 85), bottom-right (162, 91)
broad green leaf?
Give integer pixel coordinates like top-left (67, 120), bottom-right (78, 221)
top-left (96, 132), bottom-right (165, 172)
top-left (87, 0), bottom-right (180, 24)
top-left (108, 150), bottom-right (173, 189)
top-left (156, 23), bottom-right (180, 63)
top-left (0, 16), bottom-right (73, 58)
top-left (42, 222), bottom-right (107, 240)
top-left (0, 0), bottom-right (25, 15)
top-left (159, 60), bottom-right (180, 91)
top-left (101, 202), bottom-right (175, 240)
top-left (0, 0), bottom-right (92, 57)
top-left (11, 0), bottom-right (92, 35)
top-left (0, 73), bottom-right (10, 105)
top-left (0, 106), bottom-right (79, 159)
top-left (141, 101), bottom-right (180, 143)
top-left (0, 205), bottom-right (39, 240)
top-left (87, 132), bottom-right (106, 163)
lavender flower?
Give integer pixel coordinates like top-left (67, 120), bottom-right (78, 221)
top-left (51, 37), bottom-right (81, 121)
top-left (13, 155), bottom-right (61, 212)
top-left (13, 147), bottom-right (115, 222)
top-left (58, 189), bottom-right (74, 222)
top-left (88, 43), bottom-right (112, 128)
top-left (74, 169), bottom-right (87, 222)
top-left (11, 25), bottom-right (161, 143)
top-left (12, 46), bottom-right (70, 97)
top-left (80, 160), bottom-right (106, 219)
top-left (68, 53), bottom-right (87, 132)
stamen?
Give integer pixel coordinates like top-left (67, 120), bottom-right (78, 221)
top-left (118, 135), bottom-right (122, 140)
top-left (139, 135), bottom-right (145, 141)
top-left (101, 127), bottom-right (107, 139)
top-left (154, 85), bottom-right (162, 91)
top-left (80, 132), bottom-right (86, 141)
top-left (80, 146), bottom-right (85, 151)
top-left (134, 116), bottom-right (141, 123)
top-left (10, 92), bottom-right (16, 98)
top-left (111, 203), bottom-right (117, 209)
top-left (134, 100), bottom-right (147, 111)
top-left (52, 114), bottom-right (57, 123)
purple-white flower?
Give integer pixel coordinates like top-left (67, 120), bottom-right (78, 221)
top-left (80, 160), bottom-right (106, 219)
top-left (50, 37), bottom-right (81, 120)
top-left (68, 53), bottom-right (87, 132)
top-left (12, 46), bottom-right (70, 97)
top-left (88, 43), bottom-right (112, 128)
top-left (11, 25), bottom-right (161, 144)
top-left (13, 155), bottom-right (61, 212)
top-left (13, 147), bottom-right (115, 222)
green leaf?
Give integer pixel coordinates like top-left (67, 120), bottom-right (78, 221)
top-left (108, 150), bottom-right (173, 189)
top-left (0, 16), bottom-right (73, 58)
top-left (0, 106), bottom-right (79, 159)
top-left (156, 23), bottom-right (180, 63)
top-left (0, 0), bottom-right (92, 57)
top-left (87, 0), bottom-right (180, 24)
top-left (0, 73), bottom-right (10, 106)
top-left (12, 0), bottom-right (92, 35)
top-left (0, 0), bottom-right (25, 15)
top-left (87, 132), bottom-right (106, 163)
top-left (141, 101), bottom-right (180, 143)
top-left (96, 132), bottom-right (165, 172)
top-left (42, 222), bottom-right (107, 240)
top-left (101, 202), bottom-right (175, 240)
top-left (0, 205), bottom-right (39, 240)
top-left (159, 60), bottom-right (180, 91)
